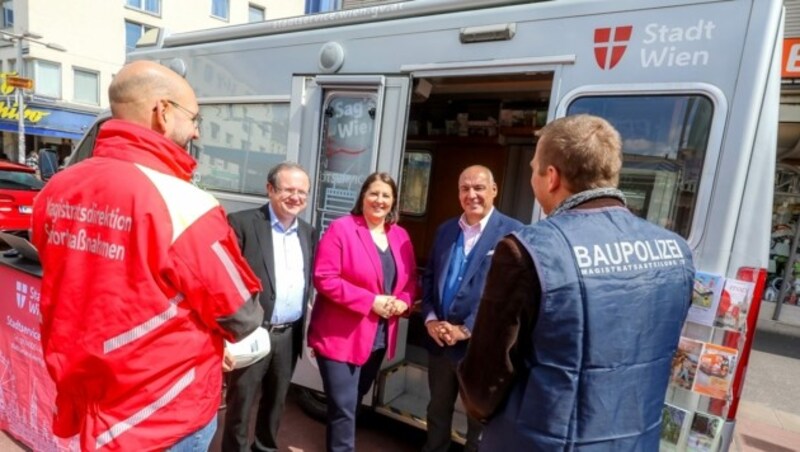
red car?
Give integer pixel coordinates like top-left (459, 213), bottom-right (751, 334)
top-left (0, 161), bottom-right (43, 234)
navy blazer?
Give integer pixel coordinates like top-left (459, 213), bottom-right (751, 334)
top-left (421, 209), bottom-right (523, 358)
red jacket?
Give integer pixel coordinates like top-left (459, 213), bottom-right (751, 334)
top-left (31, 120), bottom-right (263, 451)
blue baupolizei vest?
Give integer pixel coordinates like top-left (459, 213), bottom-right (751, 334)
top-left (482, 206), bottom-right (694, 451)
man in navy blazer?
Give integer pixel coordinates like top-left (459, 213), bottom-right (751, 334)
top-left (421, 165), bottom-right (523, 452)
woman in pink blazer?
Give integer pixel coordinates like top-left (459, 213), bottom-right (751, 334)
top-left (308, 172), bottom-right (418, 452)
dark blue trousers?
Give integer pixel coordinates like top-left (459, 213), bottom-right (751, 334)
top-left (423, 352), bottom-right (482, 452)
top-left (317, 349), bottom-right (386, 452)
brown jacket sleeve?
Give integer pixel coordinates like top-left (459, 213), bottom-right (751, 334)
top-left (457, 235), bottom-right (538, 422)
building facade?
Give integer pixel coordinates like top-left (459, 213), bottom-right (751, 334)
top-left (0, 0), bottom-right (304, 164)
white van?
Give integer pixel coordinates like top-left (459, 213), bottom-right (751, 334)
top-left (71, 0), bottom-right (783, 449)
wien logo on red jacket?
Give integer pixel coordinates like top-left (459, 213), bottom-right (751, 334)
top-left (594, 26), bottom-right (633, 70)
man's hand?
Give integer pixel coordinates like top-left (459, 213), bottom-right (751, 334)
top-left (436, 321), bottom-right (470, 346)
top-left (426, 321), bottom-right (470, 346)
top-left (425, 320), bottom-right (446, 347)
top-left (222, 348), bottom-right (235, 372)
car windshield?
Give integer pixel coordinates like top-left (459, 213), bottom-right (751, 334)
top-left (0, 169), bottom-right (44, 190)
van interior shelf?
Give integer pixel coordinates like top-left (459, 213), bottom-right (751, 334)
top-left (405, 135), bottom-right (501, 144)
top-left (498, 126), bottom-right (539, 137)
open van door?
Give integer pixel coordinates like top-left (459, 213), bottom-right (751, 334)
top-left (288, 74), bottom-right (412, 407)
top-left (290, 75), bottom-right (411, 233)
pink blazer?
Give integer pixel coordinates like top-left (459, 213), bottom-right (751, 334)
top-left (307, 214), bottom-right (418, 365)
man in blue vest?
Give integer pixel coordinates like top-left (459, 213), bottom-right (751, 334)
top-left (421, 165), bottom-right (522, 452)
top-left (458, 115), bottom-right (695, 450)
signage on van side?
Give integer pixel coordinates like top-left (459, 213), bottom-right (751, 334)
top-left (594, 20), bottom-right (716, 71)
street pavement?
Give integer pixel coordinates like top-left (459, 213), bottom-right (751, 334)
top-left (732, 301), bottom-right (800, 452)
top-left (4, 302), bottom-right (800, 451)
top-left (0, 382), bottom-right (426, 452)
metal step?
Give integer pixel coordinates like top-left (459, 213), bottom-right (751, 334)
top-left (374, 360), bottom-right (468, 445)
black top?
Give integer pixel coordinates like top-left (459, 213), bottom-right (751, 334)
top-left (372, 244), bottom-right (396, 351)
top-left (378, 244), bottom-right (397, 295)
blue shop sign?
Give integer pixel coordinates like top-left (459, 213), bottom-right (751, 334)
top-left (0, 100), bottom-right (98, 140)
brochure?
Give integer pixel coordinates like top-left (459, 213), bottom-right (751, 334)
top-left (670, 337), bottom-right (704, 390)
top-left (687, 272), bottom-right (725, 326)
top-left (660, 403), bottom-right (690, 451)
top-left (687, 411), bottom-right (724, 452)
top-left (692, 343), bottom-right (738, 399)
top-left (714, 279), bottom-right (755, 331)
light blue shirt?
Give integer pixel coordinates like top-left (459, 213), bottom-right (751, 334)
top-left (268, 204), bottom-right (305, 324)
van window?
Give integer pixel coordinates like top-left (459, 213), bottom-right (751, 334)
top-left (400, 151), bottom-right (432, 216)
top-left (315, 91), bottom-right (378, 231)
top-left (194, 102), bottom-right (290, 195)
top-left (567, 95), bottom-right (713, 238)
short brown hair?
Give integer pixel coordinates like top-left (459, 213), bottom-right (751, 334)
top-left (535, 114), bottom-right (622, 192)
top-left (267, 161), bottom-right (307, 188)
top-left (350, 172), bottom-right (399, 224)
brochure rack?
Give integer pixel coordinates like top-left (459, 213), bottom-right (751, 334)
top-left (660, 269), bottom-right (766, 452)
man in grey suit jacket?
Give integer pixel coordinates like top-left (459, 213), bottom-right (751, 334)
top-left (222, 162), bottom-right (316, 452)
top-left (421, 165), bottom-right (523, 452)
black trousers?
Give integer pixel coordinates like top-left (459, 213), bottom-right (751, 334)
top-left (422, 352), bottom-right (482, 452)
top-left (317, 349), bottom-right (386, 452)
top-left (222, 325), bottom-right (298, 452)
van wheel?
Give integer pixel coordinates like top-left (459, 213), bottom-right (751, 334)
top-left (294, 386), bottom-right (327, 422)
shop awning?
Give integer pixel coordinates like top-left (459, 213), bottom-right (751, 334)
top-left (0, 102), bottom-right (98, 140)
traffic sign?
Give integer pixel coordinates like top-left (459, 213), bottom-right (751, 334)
top-left (5, 75), bottom-right (33, 90)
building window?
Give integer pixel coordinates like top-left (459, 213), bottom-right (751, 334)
top-left (212, 0), bottom-right (229, 20)
top-left (74, 68), bottom-right (99, 105)
top-left (31, 60), bottom-right (62, 98)
top-left (306, 0), bottom-right (341, 14)
top-left (125, 20), bottom-right (154, 53)
top-left (248, 4), bottom-right (265, 22)
top-left (126, 0), bottom-right (160, 15)
top-left (1, 0), bottom-right (12, 28)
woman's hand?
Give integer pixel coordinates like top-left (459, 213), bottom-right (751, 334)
top-left (371, 295), bottom-right (395, 319)
top-left (387, 299), bottom-right (408, 316)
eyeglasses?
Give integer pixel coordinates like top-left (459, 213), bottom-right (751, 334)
top-left (168, 100), bottom-right (203, 129)
top-left (273, 186), bottom-right (309, 200)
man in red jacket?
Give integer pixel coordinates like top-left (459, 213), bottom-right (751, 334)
top-left (31, 60), bottom-right (264, 451)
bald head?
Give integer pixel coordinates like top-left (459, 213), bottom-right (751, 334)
top-left (459, 165), bottom-right (495, 185)
top-left (109, 61), bottom-right (188, 122)
top-left (109, 61), bottom-right (200, 148)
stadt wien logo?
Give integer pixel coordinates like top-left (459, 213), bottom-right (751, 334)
top-left (15, 281), bottom-right (27, 309)
top-left (594, 26), bottom-right (633, 70)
